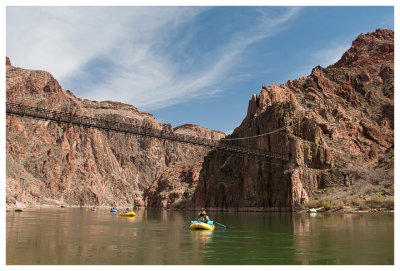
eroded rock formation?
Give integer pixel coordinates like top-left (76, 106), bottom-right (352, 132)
top-left (6, 29), bottom-right (394, 212)
top-left (6, 59), bottom-right (225, 209)
top-left (192, 29), bottom-right (394, 211)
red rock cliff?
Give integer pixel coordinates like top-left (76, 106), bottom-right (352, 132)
top-left (192, 29), bottom-right (394, 211)
top-left (6, 61), bottom-right (225, 209)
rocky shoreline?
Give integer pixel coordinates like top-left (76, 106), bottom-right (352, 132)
top-left (298, 206), bottom-right (394, 214)
top-left (7, 204), bottom-right (394, 214)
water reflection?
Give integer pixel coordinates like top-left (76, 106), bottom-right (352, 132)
top-left (190, 230), bottom-right (213, 248)
top-left (6, 208), bottom-right (394, 265)
top-left (291, 212), bottom-right (394, 264)
top-left (309, 212), bottom-right (317, 218)
top-left (119, 216), bottom-right (136, 222)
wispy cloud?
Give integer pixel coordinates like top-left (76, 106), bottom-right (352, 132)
top-left (7, 7), bottom-right (133, 79)
top-left (7, 7), bottom-right (302, 111)
top-left (289, 42), bottom-right (351, 80)
top-left (313, 44), bottom-right (351, 68)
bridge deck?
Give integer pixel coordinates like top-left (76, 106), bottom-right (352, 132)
top-left (6, 102), bottom-right (290, 161)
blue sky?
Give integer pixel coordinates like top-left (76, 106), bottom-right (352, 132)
top-left (6, 6), bottom-right (394, 134)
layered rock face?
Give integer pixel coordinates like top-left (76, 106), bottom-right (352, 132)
top-left (192, 29), bottom-right (394, 211)
top-left (6, 29), bottom-right (394, 211)
top-left (6, 57), bottom-right (225, 209)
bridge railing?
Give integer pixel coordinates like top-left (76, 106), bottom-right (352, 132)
top-left (6, 102), bottom-right (289, 161)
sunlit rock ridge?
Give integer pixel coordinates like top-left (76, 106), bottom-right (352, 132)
top-left (6, 56), bottom-right (225, 209)
top-left (192, 29), bottom-right (394, 211)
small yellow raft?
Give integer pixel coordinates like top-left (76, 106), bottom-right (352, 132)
top-left (189, 221), bottom-right (215, 230)
top-left (118, 212), bottom-right (136, 217)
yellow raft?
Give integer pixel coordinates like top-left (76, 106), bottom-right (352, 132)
top-left (118, 212), bottom-right (136, 217)
top-left (189, 221), bottom-right (215, 230)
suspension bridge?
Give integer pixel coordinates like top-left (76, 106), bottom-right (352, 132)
top-left (6, 102), bottom-right (290, 161)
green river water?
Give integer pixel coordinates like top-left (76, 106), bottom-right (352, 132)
top-left (6, 208), bottom-right (394, 265)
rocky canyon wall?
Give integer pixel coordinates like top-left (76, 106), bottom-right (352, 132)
top-left (192, 29), bottom-right (394, 211)
top-left (6, 29), bottom-right (394, 212)
top-left (6, 57), bottom-right (225, 209)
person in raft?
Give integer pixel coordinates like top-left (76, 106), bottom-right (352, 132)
top-left (124, 208), bottom-right (130, 213)
top-left (198, 208), bottom-right (210, 223)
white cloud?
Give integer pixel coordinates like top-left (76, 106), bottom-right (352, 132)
top-left (87, 7), bottom-right (302, 110)
top-left (7, 7), bottom-right (129, 79)
top-left (6, 6), bottom-right (302, 111)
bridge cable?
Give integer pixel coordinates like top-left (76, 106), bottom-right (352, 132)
top-left (220, 120), bottom-right (301, 141)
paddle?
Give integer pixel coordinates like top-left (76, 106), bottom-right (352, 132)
top-left (214, 221), bottom-right (228, 228)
